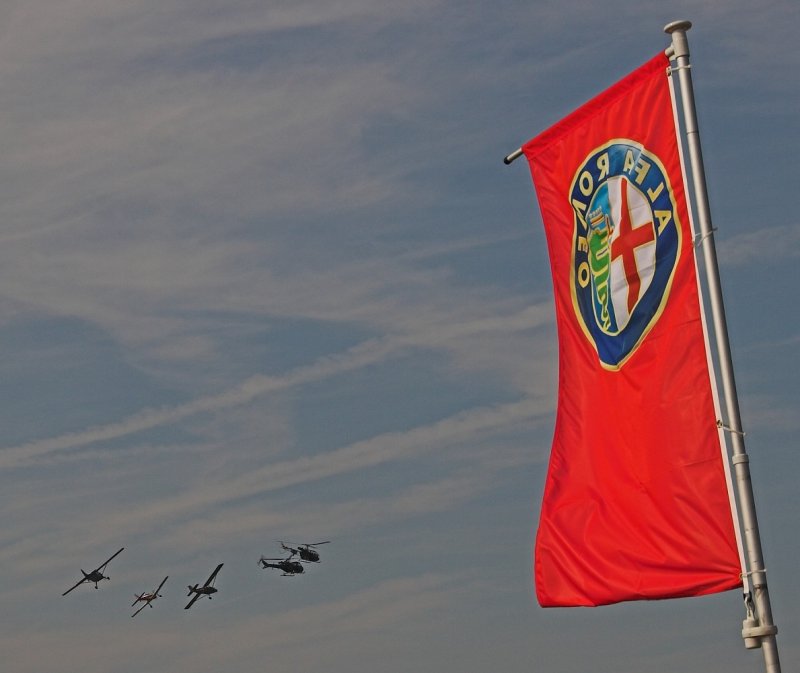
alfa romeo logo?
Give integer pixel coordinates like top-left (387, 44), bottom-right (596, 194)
top-left (569, 140), bottom-right (681, 369)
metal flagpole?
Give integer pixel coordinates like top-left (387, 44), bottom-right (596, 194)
top-left (664, 20), bottom-right (781, 673)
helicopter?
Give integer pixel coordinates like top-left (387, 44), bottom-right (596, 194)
top-left (62, 548), bottom-right (125, 596)
top-left (131, 576), bottom-right (168, 618)
top-left (258, 555), bottom-right (305, 576)
top-left (279, 540), bottom-right (330, 563)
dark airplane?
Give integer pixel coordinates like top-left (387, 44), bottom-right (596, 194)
top-left (62, 548), bottom-right (125, 596)
top-left (185, 563), bottom-right (223, 609)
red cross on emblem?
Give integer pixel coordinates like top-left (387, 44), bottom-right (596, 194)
top-left (610, 179), bottom-right (655, 313)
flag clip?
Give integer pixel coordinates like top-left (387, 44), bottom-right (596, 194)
top-left (693, 228), bottom-right (718, 247)
top-left (717, 419), bottom-right (746, 436)
top-left (741, 568), bottom-right (768, 581)
top-left (667, 63), bottom-right (692, 74)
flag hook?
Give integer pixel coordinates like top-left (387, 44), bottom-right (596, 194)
top-left (717, 419), bottom-right (746, 436)
top-left (741, 568), bottom-right (769, 582)
top-left (693, 227), bottom-right (718, 247)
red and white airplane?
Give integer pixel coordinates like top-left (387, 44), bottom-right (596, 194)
top-left (131, 576), bottom-right (169, 617)
top-left (62, 548), bottom-right (125, 596)
top-left (185, 563), bottom-right (223, 610)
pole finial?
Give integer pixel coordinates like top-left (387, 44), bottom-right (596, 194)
top-left (664, 20), bottom-right (692, 35)
top-left (664, 20), bottom-right (692, 58)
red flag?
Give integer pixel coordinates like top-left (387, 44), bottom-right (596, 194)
top-left (523, 53), bottom-right (742, 607)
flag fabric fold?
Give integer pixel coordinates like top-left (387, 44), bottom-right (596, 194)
top-left (523, 53), bottom-right (742, 607)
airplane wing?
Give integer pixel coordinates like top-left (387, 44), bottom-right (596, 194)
top-left (184, 592), bottom-right (202, 610)
top-left (62, 577), bottom-right (88, 596)
top-left (155, 576), bottom-right (169, 594)
top-left (202, 563), bottom-right (223, 588)
top-left (97, 547), bottom-right (125, 572)
top-left (131, 602), bottom-right (149, 618)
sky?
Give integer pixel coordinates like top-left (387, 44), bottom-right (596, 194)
top-left (0, 1), bottom-right (798, 672)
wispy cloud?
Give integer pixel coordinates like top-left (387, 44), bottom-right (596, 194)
top-left (23, 397), bottom-right (548, 557)
top-left (0, 304), bottom-right (547, 468)
top-left (0, 573), bottom-right (459, 673)
top-left (717, 224), bottom-right (800, 267)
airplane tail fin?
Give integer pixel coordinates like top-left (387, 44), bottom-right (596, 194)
top-left (188, 584), bottom-right (197, 596)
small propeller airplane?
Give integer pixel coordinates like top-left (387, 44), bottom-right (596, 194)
top-left (62, 547), bottom-right (125, 596)
top-left (185, 563), bottom-right (223, 609)
top-left (131, 576), bottom-right (169, 618)
top-left (258, 555), bottom-right (304, 576)
top-left (279, 540), bottom-right (330, 563)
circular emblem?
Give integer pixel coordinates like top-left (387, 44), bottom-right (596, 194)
top-left (569, 140), bottom-right (681, 369)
